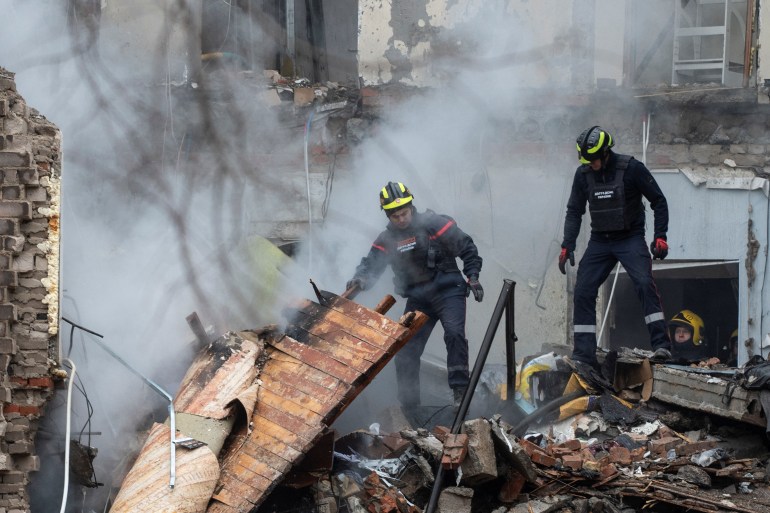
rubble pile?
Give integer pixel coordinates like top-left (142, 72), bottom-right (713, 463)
top-left (287, 408), bottom-right (770, 513)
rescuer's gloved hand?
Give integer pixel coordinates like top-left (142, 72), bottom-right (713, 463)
top-left (558, 247), bottom-right (575, 275)
top-left (466, 275), bottom-right (484, 302)
top-left (346, 277), bottom-right (366, 292)
top-left (650, 237), bottom-right (668, 260)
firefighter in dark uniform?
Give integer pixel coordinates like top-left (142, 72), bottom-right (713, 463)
top-left (558, 126), bottom-right (672, 365)
top-left (347, 182), bottom-right (484, 409)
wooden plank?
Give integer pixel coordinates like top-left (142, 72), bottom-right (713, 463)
top-left (264, 350), bottom-right (346, 391)
top-left (220, 466), bottom-right (271, 498)
top-left (211, 474), bottom-right (260, 509)
top-left (289, 299), bottom-right (403, 345)
top-left (266, 335), bottom-right (360, 384)
top-left (263, 366), bottom-right (348, 407)
top-left (239, 443), bottom-right (296, 477)
top-left (256, 386), bottom-right (326, 427)
top-left (249, 414), bottom-right (308, 454)
top-left (257, 370), bottom-right (331, 416)
top-left (282, 325), bottom-right (374, 373)
top-left (326, 295), bottom-right (414, 339)
top-left (253, 402), bottom-right (326, 443)
top-left (233, 451), bottom-right (284, 482)
top-left (288, 312), bottom-right (386, 362)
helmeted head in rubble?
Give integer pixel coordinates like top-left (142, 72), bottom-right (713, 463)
top-left (576, 126), bottom-right (614, 170)
top-left (379, 181), bottom-right (415, 229)
top-left (669, 309), bottom-right (705, 346)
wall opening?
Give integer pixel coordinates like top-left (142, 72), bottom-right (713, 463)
top-left (606, 260), bottom-right (739, 363)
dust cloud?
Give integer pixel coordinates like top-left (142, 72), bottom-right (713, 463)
top-left (0, 0), bottom-right (606, 510)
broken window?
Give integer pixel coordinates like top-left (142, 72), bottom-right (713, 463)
top-left (604, 260), bottom-right (738, 363)
top-left (624, 0), bottom-right (755, 88)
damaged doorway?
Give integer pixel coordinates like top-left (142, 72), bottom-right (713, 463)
top-left (604, 260), bottom-right (738, 362)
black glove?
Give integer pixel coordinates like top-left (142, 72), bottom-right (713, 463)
top-left (466, 275), bottom-right (484, 302)
top-left (346, 277), bottom-right (366, 292)
top-left (650, 237), bottom-right (668, 260)
top-left (558, 247), bottom-right (575, 275)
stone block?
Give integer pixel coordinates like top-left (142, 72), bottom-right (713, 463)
top-left (7, 441), bottom-right (31, 454)
top-left (0, 100), bottom-right (7, 116)
top-left (22, 187), bottom-right (46, 202)
top-left (1, 471), bottom-right (24, 485)
top-left (0, 188), bottom-right (18, 201)
top-left (0, 153), bottom-right (28, 168)
top-left (0, 170), bottom-right (16, 184)
top-left (0, 202), bottom-right (30, 219)
top-left (459, 419), bottom-right (497, 485)
top-left (0, 272), bottom-right (17, 287)
top-left (16, 338), bottom-right (46, 351)
top-left (0, 339), bottom-right (16, 355)
top-left (0, 220), bottom-right (16, 236)
top-left (437, 487), bottom-right (473, 513)
top-left (2, 117), bottom-right (26, 136)
top-left (3, 236), bottom-right (24, 254)
top-left (11, 251), bottom-right (33, 272)
top-left (11, 455), bottom-right (38, 472)
top-left (16, 169), bottom-right (37, 185)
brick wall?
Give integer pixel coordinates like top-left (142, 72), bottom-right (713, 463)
top-left (0, 67), bottom-right (60, 513)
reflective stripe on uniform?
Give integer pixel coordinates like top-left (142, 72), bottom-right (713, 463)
top-left (574, 325), bottom-right (596, 333)
top-left (645, 312), bottom-right (665, 324)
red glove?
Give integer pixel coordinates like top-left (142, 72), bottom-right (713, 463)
top-left (558, 247), bottom-right (575, 274)
top-left (650, 237), bottom-right (668, 260)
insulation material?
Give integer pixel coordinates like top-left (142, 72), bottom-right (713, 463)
top-left (111, 331), bottom-right (264, 511)
top-left (110, 423), bottom-right (220, 513)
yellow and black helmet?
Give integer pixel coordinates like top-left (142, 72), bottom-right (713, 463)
top-left (669, 309), bottom-right (705, 346)
top-left (379, 181), bottom-right (414, 211)
top-left (576, 126), bottom-right (614, 164)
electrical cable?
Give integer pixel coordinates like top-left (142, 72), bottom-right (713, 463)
top-left (58, 358), bottom-right (77, 513)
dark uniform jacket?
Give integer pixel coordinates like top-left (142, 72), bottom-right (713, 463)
top-left (562, 152), bottom-right (668, 251)
top-left (354, 209), bottom-right (482, 297)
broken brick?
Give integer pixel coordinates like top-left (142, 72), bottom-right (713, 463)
top-left (562, 454), bottom-right (583, 470)
top-left (650, 436), bottom-right (682, 455)
top-left (529, 451), bottom-right (557, 467)
top-left (600, 463), bottom-right (619, 480)
top-left (555, 439), bottom-right (582, 451)
top-left (609, 446), bottom-right (631, 465)
top-left (441, 433), bottom-right (469, 470)
top-left (675, 440), bottom-right (718, 457)
top-left (498, 470), bottom-right (526, 503)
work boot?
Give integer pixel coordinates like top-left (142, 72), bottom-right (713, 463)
top-left (651, 347), bottom-right (671, 362)
top-left (452, 387), bottom-right (467, 410)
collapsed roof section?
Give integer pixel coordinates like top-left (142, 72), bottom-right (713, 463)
top-left (110, 290), bottom-right (428, 512)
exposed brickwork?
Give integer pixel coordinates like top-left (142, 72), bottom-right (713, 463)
top-left (0, 67), bottom-right (59, 513)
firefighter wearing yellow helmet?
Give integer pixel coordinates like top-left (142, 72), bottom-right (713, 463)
top-left (559, 126), bottom-right (671, 366)
top-left (669, 309), bottom-right (709, 362)
top-left (346, 181), bottom-right (483, 411)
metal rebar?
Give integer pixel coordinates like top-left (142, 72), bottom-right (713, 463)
top-left (425, 279), bottom-right (516, 513)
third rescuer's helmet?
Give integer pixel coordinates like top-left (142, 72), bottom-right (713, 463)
top-left (576, 126), bottom-right (614, 164)
top-left (669, 309), bottom-right (705, 346)
top-left (379, 181), bottom-right (414, 211)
